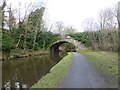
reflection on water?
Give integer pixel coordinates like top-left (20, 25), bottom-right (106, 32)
top-left (59, 51), bottom-right (68, 58)
top-left (2, 52), bottom-right (67, 89)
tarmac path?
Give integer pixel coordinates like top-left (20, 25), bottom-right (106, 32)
top-left (60, 52), bottom-right (110, 88)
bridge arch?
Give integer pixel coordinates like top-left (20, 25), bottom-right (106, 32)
top-left (50, 40), bottom-right (76, 52)
top-left (50, 36), bottom-right (86, 52)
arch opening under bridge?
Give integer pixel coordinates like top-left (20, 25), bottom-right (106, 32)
top-left (50, 36), bottom-right (86, 52)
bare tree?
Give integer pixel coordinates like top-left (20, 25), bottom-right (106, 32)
top-left (55, 21), bottom-right (64, 35)
top-left (63, 26), bottom-right (76, 34)
top-left (117, 2), bottom-right (120, 29)
top-left (7, 4), bottom-right (16, 31)
top-left (82, 18), bottom-right (98, 31)
top-left (1, 0), bottom-right (6, 29)
top-left (15, 2), bottom-right (36, 49)
top-left (98, 8), bottom-right (117, 30)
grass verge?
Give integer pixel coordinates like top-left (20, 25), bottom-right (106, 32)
top-left (77, 50), bottom-right (118, 87)
top-left (31, 52), bottom-right (74, 88)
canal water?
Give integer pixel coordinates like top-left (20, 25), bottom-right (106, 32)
top-left (2, 52), bottom-right (67, 88)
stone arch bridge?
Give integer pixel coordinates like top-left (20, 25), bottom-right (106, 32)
top-left (50, 36), bottom-right (86, 52)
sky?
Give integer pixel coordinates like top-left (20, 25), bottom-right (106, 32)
top-left (6, 0), bottom-right (119, 32)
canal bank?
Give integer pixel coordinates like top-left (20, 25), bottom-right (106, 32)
top-left (31, 53), bottom-right (74, 88)
top-left (1, 50), bottom-right (50, 60)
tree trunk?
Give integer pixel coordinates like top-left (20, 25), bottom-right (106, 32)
top-left (15, 34), bottom-right (23, 48)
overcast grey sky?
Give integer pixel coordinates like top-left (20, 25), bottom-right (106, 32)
top-left (6, 0), bottom-right (119, 32)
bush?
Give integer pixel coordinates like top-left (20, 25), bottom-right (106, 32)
top-left (68, 29), bottom-right (118, 52)
top-left (2, 33), bottom-right (14, 52)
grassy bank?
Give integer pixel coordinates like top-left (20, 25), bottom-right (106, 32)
top-left (77, 50), bottom-right (118, 87)
top-left (1, 50), bottom-right (50, 60)
top-left (31, 53), bottom-right (74, 88)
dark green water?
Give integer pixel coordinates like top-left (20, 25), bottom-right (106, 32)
top-left (2, 52), bottom-right (67, 88)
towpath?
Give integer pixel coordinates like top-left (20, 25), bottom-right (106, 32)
top-left (60, 52), bottom-right (109, 88)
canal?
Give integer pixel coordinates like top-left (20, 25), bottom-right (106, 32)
top-left (2, 52), bottom-right (67, 88)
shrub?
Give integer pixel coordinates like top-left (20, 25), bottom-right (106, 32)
top-left (2, 33), bottom-right (14, 52)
